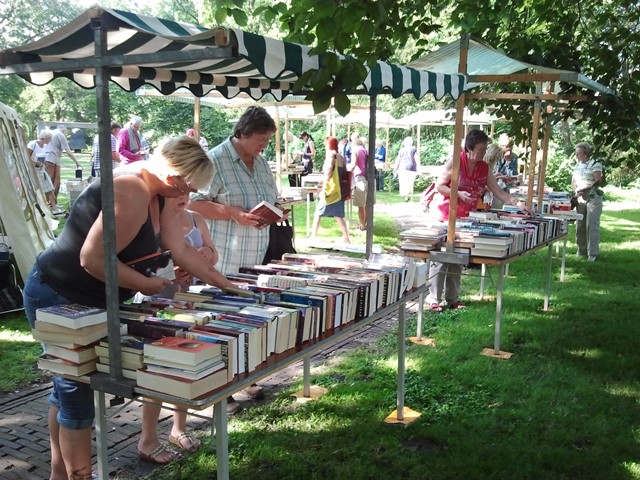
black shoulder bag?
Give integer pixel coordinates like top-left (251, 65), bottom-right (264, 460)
top-left (262, 220), bottom-right (296, 264)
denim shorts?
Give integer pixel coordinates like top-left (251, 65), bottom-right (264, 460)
top-left (23, 264), bottom-right (96, 430)
top-left (22, 264), bottom-right (70, 329)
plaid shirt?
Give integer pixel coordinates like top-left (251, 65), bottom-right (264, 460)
top-left (192, 137), bottom-right (278, 275)
top-left (92, 134), bottom-right (118, 172)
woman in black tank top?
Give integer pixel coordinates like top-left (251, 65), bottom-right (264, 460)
top-left (22, 136), bottom-right (221, 477)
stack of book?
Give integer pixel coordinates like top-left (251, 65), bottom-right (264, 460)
top-left (33, 304), bottom-right (107, 377)
top-left (137, 336), bottom-right (228, 399)
top-left (86, 254), bottom-right (417, 398)
top-left (95, 335), bottom-right (145, 380)
top-left (399, 227), bottom-right (446, 252)
top-left (401, 213), bottom-right (569, 260)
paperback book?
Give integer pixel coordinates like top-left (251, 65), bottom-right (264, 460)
top-left (35, 304), bottom-right (107, 329)
top-left (38, 355), bottom-right (98, 377)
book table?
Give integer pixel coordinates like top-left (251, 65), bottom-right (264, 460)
top-left (403, 234), bottom-right (567, 359)
top-left (91, 283), bottom-right (430, 480)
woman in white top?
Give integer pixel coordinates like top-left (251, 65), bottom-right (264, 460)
top-left (27, 129), bottom-right (63, 214)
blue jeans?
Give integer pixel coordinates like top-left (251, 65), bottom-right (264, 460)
top-left (23, 264), bottom-right (95, 430)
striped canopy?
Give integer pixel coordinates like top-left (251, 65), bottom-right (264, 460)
top-left (0, 7), bottom-right (466, 102)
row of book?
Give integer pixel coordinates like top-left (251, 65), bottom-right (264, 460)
top-left (510, 189), bottom-right (583, 219)
top-left (400, 212), bottom-right (569, 258)
top-left (34, 253), bottom-right (428, 400)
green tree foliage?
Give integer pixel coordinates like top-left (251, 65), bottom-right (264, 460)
top-left (0, 0), bottom-right (83, 49)
top-left (207, 0), bottom-right (640, 172)
top-left (206, 0), bottom-right (448, 115)
top-left (447, 0), bottom-right (640, 171)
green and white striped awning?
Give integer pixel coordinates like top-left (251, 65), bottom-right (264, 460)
top-left (0, 7), bottom-right (466, 102)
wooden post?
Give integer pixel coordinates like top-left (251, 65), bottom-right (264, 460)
top-left (446, 34), bottom-right (469, 247)
top-left (526, 83), bottom-right (542, 210)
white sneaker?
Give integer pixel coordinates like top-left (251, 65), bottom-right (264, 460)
top-left (587, 256), bottom-right (596, 262)
top-left (51, 207), bottom-right (65, 216)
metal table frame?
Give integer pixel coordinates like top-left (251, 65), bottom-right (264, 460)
top-left (93, 283), bottom-right (429, 480)
top-left (408, 234), bottom-right (567, 356)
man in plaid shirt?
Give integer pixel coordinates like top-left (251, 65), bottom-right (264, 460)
top-left (190, 106), bottom-right (279, 275)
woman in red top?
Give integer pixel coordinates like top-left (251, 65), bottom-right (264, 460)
top-left (427, 129), bottom-right (533, 311)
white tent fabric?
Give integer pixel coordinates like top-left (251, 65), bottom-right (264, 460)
top-left (409, 37), bottom-right (614, 95)
top-left (0, 102), bottom-right (57, 280)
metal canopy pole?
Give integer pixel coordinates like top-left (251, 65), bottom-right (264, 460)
top-left (89, 13), bottom-right (134, 399)
top-left (365, 95), bottom-right (377, 258)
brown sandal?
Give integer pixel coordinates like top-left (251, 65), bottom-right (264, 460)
top-left (169, 432), bottom-right (201, 453)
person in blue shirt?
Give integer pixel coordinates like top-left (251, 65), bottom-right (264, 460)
top-left (374, 139), bottom-right (387, 191)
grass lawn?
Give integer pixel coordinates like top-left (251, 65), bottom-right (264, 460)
top-left (2, 158), bottom-right (639, 479)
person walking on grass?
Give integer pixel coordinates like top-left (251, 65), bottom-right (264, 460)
top-left (27, 129), bottom-right (64, 215)
top-left (394, 136), bottom-right (418, 202)
top-left (311, 136), bottom-right (351, 244)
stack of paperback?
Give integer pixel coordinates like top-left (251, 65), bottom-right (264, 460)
top-left (399, 226), bottom-right (446, 252)
top-left (137, 336), bottom-right (228, 399)
top-left (400, 213), bottom-right (569, 259)
top-left (34, 304), bottom-right (107, 377)
top-left (95, 335), bottom-right (145, 380)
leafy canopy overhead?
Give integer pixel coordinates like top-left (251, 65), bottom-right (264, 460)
top-left (212, 0), bottom-right (639, 168)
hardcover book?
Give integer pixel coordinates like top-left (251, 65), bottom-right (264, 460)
top-left (34, 320), bottom-right (108, 336)
top-left (96, 362), bottom-right (137, 380)
top-left (145, 359), bottom-right (226, 381)
top-left (35, 304), bottom-right (107, 329)
top-left (143, 336), bottom-right (222, 365)
top-left (94, 345), bottom-right (144, 368)
top-left (32, 325), bottom-right (108, 347)
top-left (182, 330), bottom-right (237, 381)
top-left (249, 201), bottom-right (286, 229)
top-left (44, 343), bottom-right (98, 364)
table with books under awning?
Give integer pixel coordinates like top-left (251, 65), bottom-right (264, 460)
top-left (93, 282), bottom-right (431, 480)
top-left (0, 7), bottom-right (466, 479)
top-left (402, 228), bottom-right (567, 359)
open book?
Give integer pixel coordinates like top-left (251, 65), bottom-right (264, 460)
top-left (249, 201), bottom-right (290, 229)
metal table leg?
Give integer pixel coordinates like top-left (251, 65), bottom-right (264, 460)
top-left (415, 292), bottom-right (424, 340)
top-left (560, 238), bottom-right (567, 282)
top-left (396, 302), bottom-right (406, 420)
top-left (215, 399), bottom-right (229, 480)
top-left (480, 264), bottom-right (487, 299)
top-left (494, 263), bottom-right (505, 354)
top-left (544, 243), bottom-right (553, 311)
top-left (303, 355), bottom-right (311, 397)
top-left (94, 390), bottom-right (108, 480)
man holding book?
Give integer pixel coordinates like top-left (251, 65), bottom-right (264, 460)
top-left (190, 106), bottom-right (281, 412)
